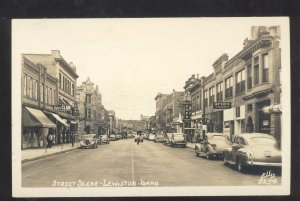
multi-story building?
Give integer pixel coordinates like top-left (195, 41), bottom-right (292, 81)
top-left (184, 74), bottom-right (205, 142)
top-left (21, 56), bottom-right (57, 149)
top-left (108, 110), bottom-right (116, 134)
top-left (140, 115), bottom-right (151, 131)
top-left (154, 93), bottom-right (169, 130)
top-left (76, 77), bottom-right (103, 136)
top-left (162, 90), bottom-right (184, 133)
top-left (186, 26), bottom-right (282, 143)
top-left (23, 50), bottom-right (79, 145)
top-left (118, 120), bottom-right (145, 132)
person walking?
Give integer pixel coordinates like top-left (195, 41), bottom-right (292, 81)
top-left (47, 133), bottom-right (53, 148)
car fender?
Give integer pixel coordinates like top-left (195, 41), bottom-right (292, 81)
top-left (236, 148), bottom-right (249, 165)
top-left (223, 147), bottom-right (232, 161)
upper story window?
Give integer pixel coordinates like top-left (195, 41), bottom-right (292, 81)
top-left (262, 54), bottom-right (269, 83)
top-left (236, 69), bottom-right (245, 96)
top-left (40, 83), bottom-right (44, 103)
top-left (225, 76), bottom-right (233, 99)
top-left (86, 94), bottom-right (91, 103)
top-left (204, 90), bottom-right (208, 108)
top-left (196, 95), bottom-right (200, 111)
top-left (247, 64), bottom-right (252, 90)
top-left (192, 96), bottom-right (196, 112)
top-left (59, 73), bottom-right (62, 89)
top-left (71, 83), bottom-right (74, 96)
top-left (23, 74), bottom-right (27, 96)
top-left (254, 56), bottom-right (259, 85)
top-left (216, 82), bottom-right (223, 101)
top-left (209, 86), bottom-right (215, 106)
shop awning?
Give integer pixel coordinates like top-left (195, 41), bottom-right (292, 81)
top-left (23, 107), bottom-right (56, 128)
top-left (50, 113), bottom-right (70, 128)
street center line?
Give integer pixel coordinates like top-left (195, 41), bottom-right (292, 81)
top-left (131, 142), bottom-right (135, 181)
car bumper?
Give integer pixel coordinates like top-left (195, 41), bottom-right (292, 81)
top-left (246, 161), bottom-right (282, 167)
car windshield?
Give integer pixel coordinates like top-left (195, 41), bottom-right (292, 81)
top-left (249, 137), bottom-right (276, 145)
top-left (211, 135), bottom-right (227, 140)
top-left (174, 134), bottom-right (184, 138)
top-left (82, 134), bottom-right (95, 140)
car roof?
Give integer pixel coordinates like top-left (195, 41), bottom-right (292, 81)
top-left (238, 133), bottom-right (275, 139)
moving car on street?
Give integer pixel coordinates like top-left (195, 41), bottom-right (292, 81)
top-left (148, 133), bottom-right (156, 141)
top-left (154, 132), bottom-right (164, 143)
top-left (223, 133), bottom-right (282, 172)
top-left (170, 133), bottom-right (187, 147)
top-left (79, 134), bottom-right (98, 149)
top-left (195, 133), bottom-right (231, 159)
top-left (99, 134), bottom-right (110, 144)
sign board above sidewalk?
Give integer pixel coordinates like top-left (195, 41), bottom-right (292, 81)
top-left (213, 102), bottom-right (232, 109)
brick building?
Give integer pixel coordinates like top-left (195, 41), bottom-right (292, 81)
top-left (23, 50), bottom-right (79, 146)
top-left (184, 26), bottom-right (282, 143)
top-left (76, 77), bottom-right (103, 135)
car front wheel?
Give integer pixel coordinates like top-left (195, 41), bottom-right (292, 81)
top-left (206, 150), bottom-right (211, 160)
top-left (236, 157), bottom-right (244, 172)
top-left (223, 155), bottom-right (229, 166)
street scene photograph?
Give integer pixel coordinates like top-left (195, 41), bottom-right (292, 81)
top-left (12, 17), bottom-right (290, 197)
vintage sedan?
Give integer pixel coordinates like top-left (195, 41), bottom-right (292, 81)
top-left (148, 134), bottom-right (156, 141)
top-left (195, 133), bottom-right (231, 159)
top-left (79, 134), bottom-right (98, 149)
top-left (109, 134), bottom-right (117, 141)
top-left (170, 133), bottom-right (187, 147)
top-left (223, 133), bottom-right (282, 172)
top-left (99, 134), bottom-right (110, 144)
top-left (154, 133), bottom-right (164, 143)
top-left (163, 133), bottom-right (173, 146)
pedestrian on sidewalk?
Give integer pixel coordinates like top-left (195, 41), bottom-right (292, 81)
top-left (47, 133), bottom-right (53, 148)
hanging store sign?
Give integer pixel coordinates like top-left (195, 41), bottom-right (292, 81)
top-left (213, 102), bottom-right (232, 109)
top-left (53, 104), bottom-right (72, 112)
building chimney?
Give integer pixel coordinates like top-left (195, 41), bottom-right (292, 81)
top-left (51, 50), bottom-right (60, 58)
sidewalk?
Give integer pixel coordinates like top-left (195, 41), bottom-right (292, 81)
top-left (22, 143), bottom-right (79, 163)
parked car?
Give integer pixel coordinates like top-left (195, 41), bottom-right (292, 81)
top-left (99, 134), bottom-right (110, 144)
top-left (109, 134), bottom-right (117, 141)
top-left (148, 134), bottom-right (156, 141)
top-left (79, 134), bottom-right (98, 149)
top-left (154, 133), bottom-right (164, 143)
top-left (195, 133), bottom-right (231, 159)
top-left (163, 133), bottom-right (173, 146)
top-left (170, 133), bottom-right (187, 147)
top-left (223, 133), bottom-right (282, 172)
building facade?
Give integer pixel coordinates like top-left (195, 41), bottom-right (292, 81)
top-left (154, 93), bottom-right (169, 130)
top-left (162, 90), bottom-right (184, 133)
top-left (21, 56), bottom-right (57, 149)
top-left (185, 26), bottom-right (282, 143)
top-left (76, 77), bottom-right (103, 136)
top-left (23, 50), bottom-right (79, 146)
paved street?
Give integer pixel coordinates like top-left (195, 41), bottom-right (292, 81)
top-left (22, 139), bottom-right (281, 187)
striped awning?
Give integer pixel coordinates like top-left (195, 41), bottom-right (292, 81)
top-left (50, 113), bottom-right (70, 128)
top-left (23, 107), bottom-right (56, 128)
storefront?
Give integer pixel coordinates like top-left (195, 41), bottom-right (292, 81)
top-left (22, 106), bottom-right (56, 149)
top-left (206, 111), bottom-right (223, 133)
top-left (46, 112), bottom-right (70, 144)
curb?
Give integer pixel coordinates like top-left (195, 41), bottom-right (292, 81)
top-left (22, 147), bottom-right (79, 164)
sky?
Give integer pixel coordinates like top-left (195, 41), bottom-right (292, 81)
top-left (12, 17), bottom-right (284, 120)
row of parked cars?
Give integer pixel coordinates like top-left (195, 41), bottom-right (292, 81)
top-left (196, 132), bottom-right (282, 172)
top-left (146, 131), bottom-right (282, 172)
top-left (145, 132), bottom-right (187, 147)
